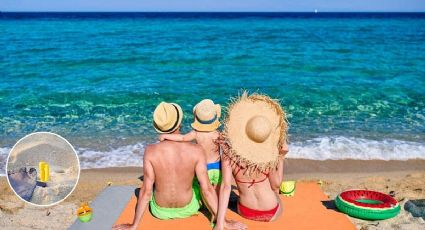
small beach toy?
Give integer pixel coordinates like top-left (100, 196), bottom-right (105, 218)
top-left (318, 180), bottom-right (323, 187)
top-left (335, 190), bottom-right (400, 220)
top-left (39, 162), bottom-right (45, 181)
top-left (280, 181), bottom-right (296, 197)
top-left (77, 202), bottom-right (93, 223)
top-left (44, 163), bottom-right (49, 181)
top-left (39, 161), bottom-right (50, 182)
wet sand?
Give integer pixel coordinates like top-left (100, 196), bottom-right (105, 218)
top-left (1, 159), bottom-right (425, 229)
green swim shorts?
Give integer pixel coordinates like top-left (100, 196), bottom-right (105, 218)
top-left (150, 188), bottom-right (200, 220)
top-left (191, 170), bottom-right (221, 205)
top-left (207, 160), bottom-right (222, 185)
top-left (207, 169), bottom-right (222, 185)
top-left (191, 160), bottom-right (222, 208)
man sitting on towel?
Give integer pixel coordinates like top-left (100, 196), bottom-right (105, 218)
top-left (113, 102), bottom-right (246, 230)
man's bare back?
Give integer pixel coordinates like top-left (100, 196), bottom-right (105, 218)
top-left (145, 140), bottom-right (203, 207)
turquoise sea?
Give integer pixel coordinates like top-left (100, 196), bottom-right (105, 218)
top-left (1, 13), bottom-right (425, 170)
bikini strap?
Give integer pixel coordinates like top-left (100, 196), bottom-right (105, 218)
top-left (216, 145), bottom-right (222, 162)
top-left (234, 167), bottom-right (269, 188)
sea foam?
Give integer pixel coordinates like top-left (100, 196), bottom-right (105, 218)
top-left (77, 143), bottom-right (145, 169)
top-left (287, 137), bottom-right (425, 160)
top-left (1, 137), bottom-right (425, 175)
top-left (0, 147), bottom-right (11, 176)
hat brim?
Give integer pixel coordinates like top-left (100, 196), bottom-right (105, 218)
top-left (154, 103), bottom-right (184, 134)
top-left (224, 92), bottom-right (288, 173)
top-left (191, 119), bottom-right (221, 132)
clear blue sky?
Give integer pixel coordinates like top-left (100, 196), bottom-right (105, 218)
top-left (1, 0), bottom-right (425, 12)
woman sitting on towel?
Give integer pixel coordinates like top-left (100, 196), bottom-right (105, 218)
top-left (214, 92), bottom-right (288, 229)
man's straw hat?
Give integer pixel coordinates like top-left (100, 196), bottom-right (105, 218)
top-left (191, 99), bottom-right (221, 132)
top-left (224, 92), bottom-right (288, 173)
top-left (153, 102), bottom-right (183, 134)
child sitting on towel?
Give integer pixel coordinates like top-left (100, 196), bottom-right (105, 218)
top-left (159, 99), bottom-right (222, 191)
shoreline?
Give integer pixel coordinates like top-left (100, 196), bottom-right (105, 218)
top-left (74, 158), bottom-right (425, 174)
top-left (68, 158), bottom-right (425, 174)
top-left (2, 158), bottom-right (425, 176)
top-left (284, 158), bottom-right (425, 173)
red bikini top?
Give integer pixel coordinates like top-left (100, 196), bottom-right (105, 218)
top-left (234, 167), bottom-right (270, 188)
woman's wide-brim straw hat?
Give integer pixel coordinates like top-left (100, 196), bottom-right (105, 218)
top-left (191, 99), bottom-right (221, 132)
top-left (153, 102), bottom-right (184, 134)
top-left (224, 92), bottom-right (288, 173)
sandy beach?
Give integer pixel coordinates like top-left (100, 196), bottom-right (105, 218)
top-left (0, 159), bottom-right (424, 229)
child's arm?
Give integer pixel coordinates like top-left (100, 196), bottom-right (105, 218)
top-left (269, 142), bottom-right (288, 193)
top-left (269, 157), bottom-right (284, 194)
top-left (159, 130), bottom-right (197, 142)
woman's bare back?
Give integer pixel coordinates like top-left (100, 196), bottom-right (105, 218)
top-left (232, 165), bottom-right (281, 211)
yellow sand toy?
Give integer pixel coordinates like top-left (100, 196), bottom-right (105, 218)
top-left (77, 202), bottom-right (93, 223)
top-left (280, 181), bottom-right (296, 197)
top-left (39, 161), bottom-right (50, 182)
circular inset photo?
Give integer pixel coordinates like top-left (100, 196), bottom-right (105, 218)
top-left (6, 132), bottom-right (80, 206)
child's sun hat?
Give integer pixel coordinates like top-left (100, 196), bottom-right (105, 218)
top-left (191, 99), bottom-right (221, 132)
top-left (153, 102), bottom-right (184, 134)
top-left (223, 92), bottom-right (288, 174)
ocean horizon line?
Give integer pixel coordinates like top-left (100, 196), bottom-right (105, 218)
top-left (2, 11), bottom-right (425, 19)
top-left (2, 11), bottom-right (425, 13)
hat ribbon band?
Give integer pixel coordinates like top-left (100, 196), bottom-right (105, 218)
top-left (196, 114), bottom-right (217, 125)
top-left (154, 104), bottom-right (180, 133)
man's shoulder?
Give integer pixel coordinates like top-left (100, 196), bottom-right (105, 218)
top-left (180, 142), bottom-right (204, 159)
top-left (161, 140), bottom-right (199, 147)
top-left (178, 141), bottom-right (204, 152)
top-left (144, 144), bottom-right (156, 159)
top-left (148, 141), bottom-right (203, 155)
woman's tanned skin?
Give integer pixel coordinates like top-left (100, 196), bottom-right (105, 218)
top-left (214, 135), bottom-right (288, 230)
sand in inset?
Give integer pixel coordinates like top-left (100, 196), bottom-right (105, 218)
top-left (7, 132), bottom-right (80, 205)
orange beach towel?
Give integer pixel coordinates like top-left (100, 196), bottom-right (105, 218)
top-left (114, 182), bottom-right (355, 230)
